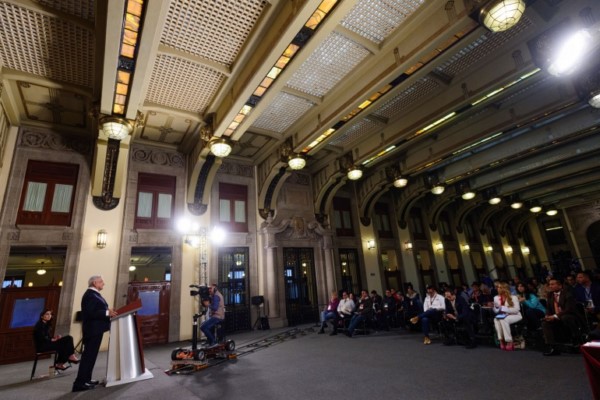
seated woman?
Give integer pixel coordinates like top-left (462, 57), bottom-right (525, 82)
top-left (34, 309), bottom-right (79, 370)
top-left (516, 282), bottom-right (546, 331)
top-left (493, 282), bottom-right (522, 351)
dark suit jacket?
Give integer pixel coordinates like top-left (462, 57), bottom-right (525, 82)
top-left (446, 296), bottom-right (474, 322)
top-left (546, 289), bottom-right (582, 319)
top-left (574, 283), bottom-right (600, 314)
top-left (81, 289), bottom-right (111, 338)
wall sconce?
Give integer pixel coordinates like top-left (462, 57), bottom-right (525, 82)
top-left (404, 241), bottom-right (413, 251)
top-left (288, 154), bottom-right (306, 170)
top-left (462, 244), bottom-right (470, 253)
top-left (505, 246), bottom-right (513, 254)
top-left (393, 176), bottom-right (408, 188)
top-left (435, 242), bottom-right (444, 252)
top-left (367, 239), bottom-right (375, 250)
top-left (485, 245), bottom-right (493, 253)
top-left (96, 229), bottom-right (107, 249)
top-left (522, 246), bottom-right (530, 255)
top-left (99, 116), bottom-right (134, 140)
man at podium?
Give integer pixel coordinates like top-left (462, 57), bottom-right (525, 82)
top-left (72, 275), bottom-right (118, 392)
top-left (200, 284), bottom-right (225, 347)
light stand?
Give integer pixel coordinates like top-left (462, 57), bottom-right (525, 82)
top-left (251, 296), bottom-right (265, 330)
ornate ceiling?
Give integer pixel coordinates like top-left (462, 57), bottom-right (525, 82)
top-left (1, 0), bottom-right (599, 223)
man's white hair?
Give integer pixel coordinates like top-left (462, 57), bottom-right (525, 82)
top-left (88, 275), bottom-right (103, 287)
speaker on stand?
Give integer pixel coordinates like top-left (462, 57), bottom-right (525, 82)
top-left (251, 296), bottom-right (268, 330)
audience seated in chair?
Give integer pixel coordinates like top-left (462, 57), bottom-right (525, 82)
top-left (493, 282), bottom-right (523, 351)
top-left (542, 278), bottom-right (586, 356)
top-left (574, 271), bottom-right (600, 329)
top-left (410, 285), bottom-right (445, 345)
top-left (346, 290), bottom-right (373, 337)
top-left (381, 289), bottom-right (397, 331)
top-left (516, 282), bottom-right (546, 331)
top-left (318, 291), bottom-right (340, 335)
top-left (34, 309), bottom-right (79, 371)
top-left (441, 288), bottom-right (477, 349)
top-left (333, 291), bottom-right (355, 336)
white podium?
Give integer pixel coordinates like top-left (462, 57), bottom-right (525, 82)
top-left (106, 299), bottom-right (154, 387)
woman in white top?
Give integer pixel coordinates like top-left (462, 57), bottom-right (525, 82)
top-left (493, 282), bottom-right (522, 351)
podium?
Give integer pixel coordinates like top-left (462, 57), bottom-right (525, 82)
top-left (106, 299), bottom-right (154, 387)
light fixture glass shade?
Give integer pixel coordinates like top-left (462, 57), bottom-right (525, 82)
top-left (462, 244), bottom-right (470, 252)
top-left (96, 229), bottom-right (107, 248)
top-left (288, 154), bottom-right (306, 170)
top-left (435, 242), bottom-right (444, 252)
top-left (404, 241), bottom-right (413, 251)
top-left (485, 245), bottom-right (493, 252)
top-left (530, 205), bottom-right (542, 213)
top-left (210, 138), bottom-right (233, 157)
top-left (546, 208), bottom-right (558, 216)
top-left (547, 30), bottom-right (592, 77)
top-left (431, 184), bottom-right (445, 195)
top-left (462, 191), bottom-right (476, 200)
top-left (129, 265), bottom-right (136, 272)
top-left (100, 116), bottom-right (133, 140)
top-left (347, 167), bottom-right (363, 180)
top-left (393, 177), bottom-right (408, 188)
top-left (510, 201), bottom-right (523, 209)
top-left (36, 268), bottom-right (47, 275)
top-left (505, 246), bottom-right (513, 254)
top-left (588, 90), bottom-right (600, 108)
top-left (489, 196), bottom-right (502, 205)
top-left (522, 246), bottom-right (530, 255)
top-left (480, 0), bottom-right (526, 32)
top-left (367, 240), bottom-right (375, 250)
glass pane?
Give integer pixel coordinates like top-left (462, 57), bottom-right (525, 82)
top-left (51, 184), bottom-right (73, 213)
top-left (157, 193), bottom-right (172, 218)
top-left (342, 211), bottom-right (351, 229)
top-left (334, 211), bottom-right (342, 229)
top-left (220, 199), bottom-right (231, 222)
top-left (234, 200), bottom-right (246, 223)
top-left (137, 192), bottom-right (153, 218)
top-left (23, 182), bottom-right (47, 211)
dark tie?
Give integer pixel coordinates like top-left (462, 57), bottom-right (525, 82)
top-left (554, 293), bottom-right (561, 313)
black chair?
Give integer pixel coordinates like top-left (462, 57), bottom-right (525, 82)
top-left (31, 350), bottom-right (58, 380)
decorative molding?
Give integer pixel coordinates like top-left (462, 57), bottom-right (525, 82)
top-left (188, 202), bottom-right (208, 215)
top-left (62, 231), bottom-right (74, 241)
top-left (7, 231), bottom-right (20, 241)
top-left (130, 146), bottom-right (185, 168)
top-left (287, 171), bottom-right (310, 186)
top-left (218, 161), bottom-right (254, 177)
top-left (19, 129), bottom-right (92, 156)
top-left (129, 231), bottom-right (139, 243)
top-left (93, 138), bottom-right (121, 211)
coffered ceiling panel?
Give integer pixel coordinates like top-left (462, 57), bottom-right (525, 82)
top-left (286, 31), bottom-right (371, 98)
top-left (341, 0), bottom-right (425, 44)
top-left (18, 82), bottom-right (87, 128)
top-left (0, 2), bottom-right (95, 88)
top-left (145, 54), bottom-right (226, 113)
top-left (251, 92), bottom-right (316, 134)
top-left (36, 0), bottom-right (96, 21)
top-left (160, 0), bottom-right (266, 66)
top-left (138, 111), bottom-right (199, 146)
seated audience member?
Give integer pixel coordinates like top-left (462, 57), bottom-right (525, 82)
top-left (441, 288), bottom-right (477, 349)
top-left (516, 282), bottom-right (546, 331)
top-left (564, 274), bottom-right (577, 291)
top-left (318, 291), bottom-right (340, 334)
top-left (333, 291), bottom-right (355, 336)
top-left (493, 282), bottom-right (522, 351)
top-left (404, 285), bottom-right (423, 324)
top-left (410, 285), bottom-right (446, 345)
top-left (370, 290), bottom-right (384, 330)
top-left (34, 309), bottom-right (80, 370)
top-left (346, 290), bottom-right (373, 337)
top-left (574, 271), bottom-right (600, 325)
top-left (542, 278), bottom-right (585, 356)
top-left (382, 289), bottom-right (398, 330)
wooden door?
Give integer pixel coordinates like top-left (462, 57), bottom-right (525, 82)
top-left (0, 286), bottom-right (61, 364)
top-left (127, 282), bottom-right (170, 346)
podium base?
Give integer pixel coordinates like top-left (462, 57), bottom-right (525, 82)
top-left (105, 369), bottom-right (154, 387)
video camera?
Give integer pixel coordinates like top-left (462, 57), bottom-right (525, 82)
top-left (189, 284), bottom-right (210, 301)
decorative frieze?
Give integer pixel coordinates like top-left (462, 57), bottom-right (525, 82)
top-left (130, 146), bottom-right (185, 168)
top-left (19, 129), bottom-right (92, 156)
top-left (218, 160), bottom-right (254, 177)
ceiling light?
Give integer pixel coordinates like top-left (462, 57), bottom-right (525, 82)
top-left (431, 184), bottom-right (445, 195)
top-left (36, 268), bottom-right (47, 275)
top-left (462, 190), bottom-right (476, 200)
top-left (288, 154), bottom-right (306, 170)
top-left (210, 137), bottom-right (233, 157)
top-left (347, 167), bottom-right (363, 180)
top-left (393, 177), bottom-right (408, 188)
top-left (489, 196), bottom-right (502, 205)
top-left (547, 29), bottom-right (592, 77)
top-left (588, 90), bottom-right (600, 108)
top-left (546, 208), bottom-right (558, 216)
top-left (480, 0), bottom-right (526, 33)
top-left (530, 205), bottom-right (542, 213)
top-left (511, 201), bottom-right (523, 209)
top-left (129, 266), bottom-right (136, 272)
top-left (100, 116), bottom-right (133, 140)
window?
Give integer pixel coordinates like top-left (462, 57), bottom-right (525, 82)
top-left (374, 203), bottom-right (393, 238)
top-left (333, 197), bottom-right (354, 236)
top-left (134, 173), bottom-right (176, 229)
top-left (219, 183), bottom-right (248, 232)
top-left (17, 160), bottom-right (79, 226)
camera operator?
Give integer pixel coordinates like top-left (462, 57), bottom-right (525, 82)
top-left (200, 283), bottom-right (225, 347)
